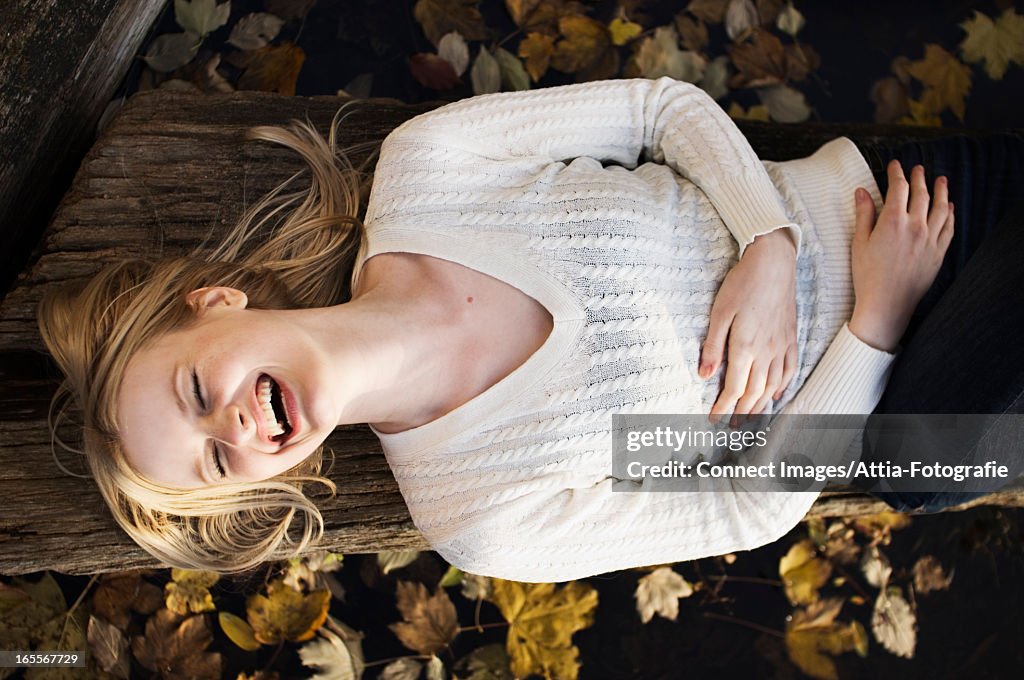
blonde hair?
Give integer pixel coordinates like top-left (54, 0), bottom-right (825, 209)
top-left (37, 103), bottom-right (382, 574)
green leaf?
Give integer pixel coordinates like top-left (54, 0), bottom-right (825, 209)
top-left (471, 46), bottom-right (501, 95)
top-left (495, 47), bottom-right (530, 91)
top-left (439, 565), bottom-right (464, 588)
top-left (175, 0), bottom-right (231, 37)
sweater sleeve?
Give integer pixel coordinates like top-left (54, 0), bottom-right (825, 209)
top-left (366, 77), bottom-right (801, 257)
top-left (422, 324), bottom-right (897, 583)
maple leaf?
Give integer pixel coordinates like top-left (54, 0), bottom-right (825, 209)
top-left (298, 617), bottom-right (365, 680)
top-left (519, 32), bottom-right (556, 81)
top-left (388, 580), bottom-right (459, 655)
top-left (779, 539), bottom-right (832, 606)
top-left (131, 609), bottom-right (222, 680)
top-left (490, 578), bottom-right (598, 680)
top-left (415, 0), bottom-right (489, 47)
top-left (164, 569), bottom-right (219, 616)
top-left (227, 42), bottom-right (306, 95)
top-left (246, 578), bottom-right (331, 644)
top-left (959, 9), bottom-right (1024, 80)
top-left (911, 555), bottom-right (954, 594)
top-left (551, 15), bottom-right (611, 74)
top-left (409, 53), bottom-right (461, 90)
top-left (871, 586), bottom-right (916, 659)
top-left (634, 567), bottom-right (695, 623)
top-left (905, 44), bottom-right (971, 122)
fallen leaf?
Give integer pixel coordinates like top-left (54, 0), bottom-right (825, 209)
top-left (92, 570), bottom-right (163, 630)
top-left (727, 27), bottom-right (787, 88)
top-left (727, 101), bottom-right (770, 121)
top-left (899, 98), bottom-right (943, 127)
top-left (439, 566), bottom-right (464, 589)
top-left (165, 569), bottom-right (219, 616)
top-left (283, 551), bottom-right (344, 594)
top-left (174, 0), bottom-right (231, 37)
top-left (860, 546), bottom-right (892, 589)
top-left (265, 0), bottom-right (316, 21)
top-left (490, 578), bottom-right (598, 680)
top-left (784, 43), bottom-right (820, 82)
top-left (380, 657), bottom-right (422, 680)
top-left (871, 586), bottom-right (916, 659)
top-left (785, 598), bottom-right (865, 680)
top-left (298, 617), bottom-right (365, 680)
top-left (438, 32), bottom-right (470, 76)
top-left (959, 8), bottom-right (1024, 80)
top-left (495, 47), bottom-right (531, 90)
top-left (686, 0), bottom-right (729, 24)
top-left (905, 43), bottom-right (972, 121)
top-left (87, 614), bottom-right (130, 680)
top-left (609, 17), bottom-right (643, 46)
top-left (779, 539), bottom-right (832, 605)
top-left (471, 47), bottom-right (502, 94)
top-left (674, 13), bottom-right (709, 52)
top-left (633, 25), bottom-right (705, 82)
top-left (144, 32), bottom-right (202, 73)
top-left (789, 597), bottom-right (844, 631)
top-left (415, 0), bottom-right (489, 47)
top-left (775, 1), bottom-right (804, 36)
top-left (219, 611), bottom-right (262, 651)
top-left (461, 573), bottom-right (493, 601)
top-left (725, 0), bottom-right (759, 40)
top-left (822, 522), bottom-right (861, 565)
top-left (227, 42), bottom-right (306, 95)
top-left (757, 84), bottom-right (811, 121)
top-left (409, 53), bottom-right (460, 89)
top-left (389, 581), bottom-right (459, 655)
top-left (131, 609), bottom-right (222, 680)
top-left (519, 31), bottom-right (556, 81)
top-left (505, 0), bottom-right (584, 35)
top-left (246, 578), bottom-right (331, 644)
top-left (700, 55), bottom-right (730, 100)
top-left (453, 643), bottom-right (514, 680)
top-left (551, 15), bottom-right (611, 74)
top-left (912, 555), bottom-right (954, 594)
top-left (378, 550), bottom-right (421, 575)
top-left (634, 567), bottom-right (694, 623)
top-left (756, 0), bottom-right (784, 26)
top-left (425, 655), bottom-right (446, 680)
top-left (228, 13), bottom-right (286, 50)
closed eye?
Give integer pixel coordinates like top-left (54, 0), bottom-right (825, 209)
top-left (193, 370), bottom-right (226, 480)
top-left (192, 370), bottom-right (206, 410)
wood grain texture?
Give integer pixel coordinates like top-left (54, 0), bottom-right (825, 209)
top-left (0, 0), bottom-right (167, 295)
top-left (0, 90), bottom-right (1019, 575)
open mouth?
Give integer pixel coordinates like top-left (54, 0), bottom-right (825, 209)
top-left (256, 374), bottom-right (293, 443)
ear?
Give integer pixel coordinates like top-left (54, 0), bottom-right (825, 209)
top-left (185, 287), bottom-right (249, 314)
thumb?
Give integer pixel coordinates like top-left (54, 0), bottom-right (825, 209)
top-left (853, 188), bottom-right (876, 244)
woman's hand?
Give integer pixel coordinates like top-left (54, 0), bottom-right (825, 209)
top-left (700, 229), bottom-right (799, 424)
top-left (848, 160), bottom-right (954, 352)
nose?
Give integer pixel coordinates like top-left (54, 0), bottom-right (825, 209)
top-left (204, 404), bottom-right (254, 447)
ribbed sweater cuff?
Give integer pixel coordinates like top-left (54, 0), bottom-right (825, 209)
top-left (795, 323), bottom-right (898, 414)
top-left (711, 174), bottom-right (804, 258)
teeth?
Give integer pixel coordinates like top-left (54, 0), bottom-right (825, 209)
top-left (257, 375), bottom-right (285, 437)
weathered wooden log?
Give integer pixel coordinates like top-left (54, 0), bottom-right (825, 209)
top-left (1, 90), bottom-right (1020, 576)
top-left (0, 0), bottom-right (166, 296)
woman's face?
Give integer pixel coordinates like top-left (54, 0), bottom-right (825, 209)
top-left (116, 287), bottom-right (338, 488)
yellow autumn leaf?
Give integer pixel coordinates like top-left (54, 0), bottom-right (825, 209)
top-left (551, 15), bottom-right (610, 73)
top-left (227, 42), bottom-right (306, 96)
top-left (218, 611), bottom-right (262, 651)
top-left (609, 17), bottom-right (642, 46)
top-left (959, 8), bottom-right (1024, 80)
top-left (727, 101), bottom-right (770, 121)
top-left (785, 598), bottom-right (866, 680)
top-left (165, 569), bottom-right (219, 616)
top-left (779, 539), bottom-right (832, 606)
top-left (246, 578), bottom-right (331, 645)
top-left (519, 31), bottom-right (556, 81)
top-left (905, 44), bottom-right (971, 121)
top-left (490, 579), bottom-right (598, 680)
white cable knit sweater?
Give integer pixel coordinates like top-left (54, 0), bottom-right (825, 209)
top-left (360, 77), bottom-right (896, 582)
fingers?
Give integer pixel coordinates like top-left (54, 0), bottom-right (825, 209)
top-left (854, 187), bottom-right (877, 244)
top-left (908, 164), bottom-right (930, 221)
top-left (884, 159), bottom-right (909, 212)
top-left (710, 353), bottom-right (752, 424)
top-left (700, 305), bottom-right (733, 379)
top-left (734, 360), bottom-right (769, 421)
top-left (751, 358), bottom-right (783, 416)
top-left (928, 176), bottom-right (950, 233)
top-left (938, 201), bottom-right (955, 251)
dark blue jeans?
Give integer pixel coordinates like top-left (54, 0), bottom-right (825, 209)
top-left (848, 132), bottom-right (1024, 512)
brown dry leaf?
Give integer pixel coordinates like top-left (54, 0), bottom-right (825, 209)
top-left (756, 0), bottom-right (784, 27)
top-left (905, 43), bottom-right (972, 121)
top-left (409, 53), bottom-right (461, 89)
top-left (415, 0), bottom-right (489, 47)
top-left (490, 578), bottom-right (598, 680)
top-left (632, 26), bottom-right (705, 82)
top-left (852, 511), bottom-right (912, 545)
top-left (227, 42), bottom-right (306, 95)
top-left (519, 32), bottom-right (556, 81)
top-left (674, 13), bottom-right (709, 52)
top-left (784, 43), bottom-right (820, 82)
top-left (727, 27), bottom-right (787, 88)
top-left (87, 614), bottom-right (130, 680)
top-left (822, 522), bottom-right (860, 565)
top-left (389, 580), bottom-right (459, 656)
top-left (265, 0), bottom-right (316, 21)
top-left (246, 578), bottom-right (331, 645)
top-left (912, 555), bottom-right (954, 594)
top-left (959, 8), bottom-right (1024, 80)
top-left (871, 586), bottom-right (916, 659)
top-left (871, 76), bottom-right (910, 123)
top-left (686, 0), bottom-right (729, 25)
top-left (634, 567), bottom-right (694, 623)
top-left (506, 0), bottom-right (585, 35)
top-left (551, 15), bottom-right (612, 74)
top-left (131, 609), bottom-right (222, 680)
top-left (93, 571), bottom-right (162, 630)
top-left (576, 45), bottom-right (620, 82)
top-left (779, 539), bottom-right (832, 606)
